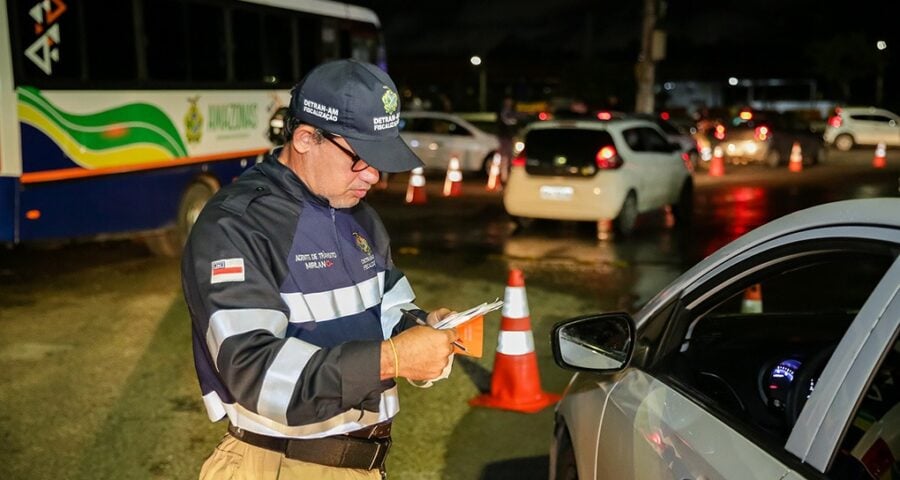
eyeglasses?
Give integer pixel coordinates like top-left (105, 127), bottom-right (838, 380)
top-left (318, 130), bottom-right (369, 172)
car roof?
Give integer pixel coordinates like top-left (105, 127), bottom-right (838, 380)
top-left (525, 118), bottom-right (657, 132)
top-left (636, 198), bottom-right (900, 326)
top-left (838, 106), bottom-right (897, 115)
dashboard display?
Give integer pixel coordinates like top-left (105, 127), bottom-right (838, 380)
top-left (764, 358), bottom-right (802, 410)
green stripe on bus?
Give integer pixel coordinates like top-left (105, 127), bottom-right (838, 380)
top-left (18, 87), bottom-right (188, 158)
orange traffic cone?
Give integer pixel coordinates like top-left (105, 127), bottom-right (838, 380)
top-left (874, 143), bottom-right (887, 169)
top-left (789, 142), bottom-right (803, 172)
top-left (443, 156), bottom-right (463, 197)
top-left (470, 269), bottom-right (560, 413)
top-left (597, 219), bottom-right (614, 241)
top-left (486, 152), bottom-right (503, 192)
top-left (741, 284), bottom-right (763, 313)
top-left (405, 167), bottom-right (427, 204)
top-left (709, 145), bottom-right (725, 177)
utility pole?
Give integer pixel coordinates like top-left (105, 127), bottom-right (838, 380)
top-left (635, 0), bottom-right (658, 113)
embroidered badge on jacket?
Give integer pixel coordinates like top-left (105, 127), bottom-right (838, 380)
top-left (210, 258), bottom-right (245, 284)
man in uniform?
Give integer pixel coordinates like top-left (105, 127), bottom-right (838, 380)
top-left (182, 59), bottom-right (458, 479)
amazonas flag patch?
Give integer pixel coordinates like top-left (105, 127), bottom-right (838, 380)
top-left (211, 258), bottom-right (245, 284)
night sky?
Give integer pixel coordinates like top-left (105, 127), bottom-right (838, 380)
top-left (357, 0), bottom-right (898, 113)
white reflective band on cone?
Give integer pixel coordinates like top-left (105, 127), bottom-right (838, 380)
top-left (497, 330), bottom-right (534, 355)
top-left (503, 287), bottom-right (529, 318)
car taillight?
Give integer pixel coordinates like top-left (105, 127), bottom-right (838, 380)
top-left (511, 152), bottom-right (526, 167)
top-left (659, 111), bottom-right (670, 120)
top-left (596, 111), bottom-right (613, 120)
top-left (595, 145), bottom-right (623, 169)
top-left (828, 115), bottom-right (842, 128)
top-left (714, 124), bottom-right (726, 140)
top-left (538, 112), bottom-right (551, 121)
top-left (755, 125), bottom-right (769, 141)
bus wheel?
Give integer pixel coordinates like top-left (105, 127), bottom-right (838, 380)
top-left (145, 181), bottom-right (217, 257)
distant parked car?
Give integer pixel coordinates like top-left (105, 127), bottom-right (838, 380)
top-left (824, 106), bottom-right (900, 151)
top-left (398, 111), bottom-right (500, 174)
top-left (713, 110), bottom-right (826, 167)
top-left (549, 198), bottom-right (900, 480)
top-left (503, 118), bottom-right (693, 237)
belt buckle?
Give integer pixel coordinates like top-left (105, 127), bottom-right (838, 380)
top-left (368, 437), bottom-right (391, 470)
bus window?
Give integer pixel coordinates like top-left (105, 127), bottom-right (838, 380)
top-left (296, 15), bottom-right (321, 77)
top-left (143, 0), bottom-right (188, 82)
top-left (320, 19), bottom-right (340, 62)
top-left (232, 9), bottom-right (263, 83)
top-left (83, 0), bottom-right (136, 83)
top-left (187, 3), bottom-right (227, 83)
top-left (262, 13), bottom-right (292, 85)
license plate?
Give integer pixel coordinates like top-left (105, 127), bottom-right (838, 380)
top-left (539, 185), bottom-right (574, 201)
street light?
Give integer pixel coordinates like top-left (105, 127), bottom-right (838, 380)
top-left (470, 56), bottom-right (486, 112)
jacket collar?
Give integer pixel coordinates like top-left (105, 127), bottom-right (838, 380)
top-left (258, 148), bottom-right (332, 208)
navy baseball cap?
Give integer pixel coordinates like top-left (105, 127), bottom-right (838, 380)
top-left (289, 59), bottom-right (424, 173)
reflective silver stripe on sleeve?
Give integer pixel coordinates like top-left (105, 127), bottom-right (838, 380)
top-left (280, 272), bottom-right (385, 323)
top-left (257, 337), bottom-right (321, 424)
top-left (207, 308), bottom-right (288, 369)
top-left (380, 276), bottom-right (417, 337)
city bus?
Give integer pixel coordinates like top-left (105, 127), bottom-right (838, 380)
top-left (0, 0), bottom-right (385, 255)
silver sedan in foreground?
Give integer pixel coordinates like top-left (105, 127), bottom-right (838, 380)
top-left (550, 198), bottom-right (900, 479)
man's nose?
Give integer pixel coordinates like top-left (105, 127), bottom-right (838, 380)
top-left (359, 166), bottom-right (379, 183)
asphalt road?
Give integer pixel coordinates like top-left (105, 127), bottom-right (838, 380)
top-left (0, 148), bottom-right (897, 479)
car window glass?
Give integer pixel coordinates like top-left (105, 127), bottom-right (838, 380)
top-left (656, 245), bottom-right (895, 451)
top-left (445, 121), bottom-right (471, 137)
top-left (829, 335), bottom-right (900, 479)
top-left (656, 120), bottom-right (681, 135)
top-left (639, 127), bottom-right (671, 152)
top-left (852, 115), bottom-right (891, 124)
top-left (622, 128), bottom-right (643, 151)
top-left (430, 119), bottom-right (454, 135)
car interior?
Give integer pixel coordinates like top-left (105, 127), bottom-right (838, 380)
top-left (653, 242), bottom-right (898, 477)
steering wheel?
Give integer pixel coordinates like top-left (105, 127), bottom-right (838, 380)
top-left (786, 344), bottom-right (837, 427)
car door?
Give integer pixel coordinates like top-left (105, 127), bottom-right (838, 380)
top-left (640, 126), bottom-right (688, 204)
top-left (616, 126), bottom-right (655, 210)
top-left (853, 114), bottom-right (900, 146)
top-left (433, 118), bottom-right (482, 172)
top-left (786, 256), bottom-right (900, 475)
top-left (593, 229), bottom-right (900, 479)
top-left (399, 117), bottom-right (439, 168)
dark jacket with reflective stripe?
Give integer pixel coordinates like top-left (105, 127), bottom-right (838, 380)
top-left (182, 151), bottom-right (419, 438)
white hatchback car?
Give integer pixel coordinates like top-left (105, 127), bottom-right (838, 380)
top-left (503, 118), bottom-right (693, 236)
top-left (398, 111), bottom-right (500, 174)
top-left (824, 106), bottom-right (900, 151)
top-left (549, 198), bottom-right (900, 480)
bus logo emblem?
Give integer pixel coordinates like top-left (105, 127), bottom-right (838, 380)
top-left (185, 96), bottom-right (204, 144)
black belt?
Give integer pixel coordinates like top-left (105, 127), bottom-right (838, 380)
top-left (227, 423), bottom-right (391, 470)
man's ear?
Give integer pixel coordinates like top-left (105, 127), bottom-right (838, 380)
top-left (290, 127), bottom-right (314, 155)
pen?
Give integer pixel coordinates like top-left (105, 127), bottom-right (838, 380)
top-left (400, 308), bottom-right (468, 352)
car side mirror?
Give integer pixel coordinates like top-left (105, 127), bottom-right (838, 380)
top-left (551, 312), bottom-right (635, 372)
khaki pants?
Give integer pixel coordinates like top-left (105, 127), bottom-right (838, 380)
top-left (200, 434), bottom-right (383, 480)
